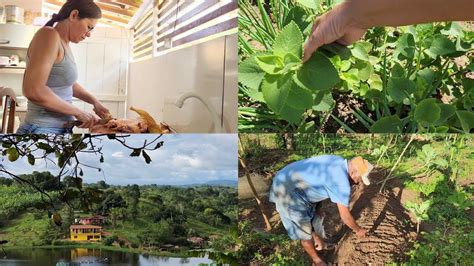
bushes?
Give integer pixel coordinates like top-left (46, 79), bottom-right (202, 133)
top-left (51, 240), bottom-right (76, 246)
top-left (103, 235), bottom-right (118, 246)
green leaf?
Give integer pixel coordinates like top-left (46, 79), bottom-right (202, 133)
top-left (387, 77), bottom-right (416, 103)
top-left (7, 147), bottom-right (19, 162)
top-left (2, 142), bottom-right (11, 148)
top-left (429, 35), bottom-right (457, 56)
top-left (358, 41), bottom-right (373, 53)
top-left (340, 60), bottom-right (351, 71)
top-left (370, 115), bottom-right (403, 133)
top-left (468, 62), bottom-right (474, 72)
top-left (354, 61), bottom-right (373, 81)
top-left (27, 154), bottom-right (35, 165)
top-left (281, 53), bottom-right (302, 73)
top-left (320, 43), bottom-right (352, 60)
top-left (142, 150), bottom-right (152, 164)
top-left (36, 142), bottom-right (55, 153)
top-left (351, 42), bottom-right (370, 61)
top-left (435, 104), bottom-right (456, 124)
top-left (262, 74), bottom-right (312, 124)
top-left (456, 110), bottom-right (474, 132)
top-left (440, 22), bottom-right (464, 38)
top-left (299, 121), bottom-right (316, 132)
top-left (415, 99), bottom-right (441, 124)
top-left (394, 33), bottom-right (415, 60)
top-left (297, 0), bottom-right (320, 9)
top-left (368, 74), bottom-right (383, 91)
top-left (273, 21), bottom-right (303, 59)
top-left (130, 149), bottom-right (141, 157)
top-left (284, 6), bottom-right (311, 33)
top-left (313, 91), bottom-right (334, 112)
top-left (417, 68), bottom-right (436, 85)
top-left (295, 52), bottom-right (339, 91)
top-left (255, 55), bottom-right (284, 75)
top-left (240, 85), bottom-right (264, 103)
top-left (58, 154), bottom-right (67, 168)
top-left (239, 56), bottom-right (266, 91)
top-left (390, 62), bottom-right (405, 78)
top-left (283, 53), bottom-right (302, 65)
top-left (434, 126), bottom-right (449, 133)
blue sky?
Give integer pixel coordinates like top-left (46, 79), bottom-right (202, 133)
top-left (1, 134), bottom-right (237, 186)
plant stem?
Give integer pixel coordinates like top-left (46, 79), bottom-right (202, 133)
top-left (379, 134), bottom-right (416, 192)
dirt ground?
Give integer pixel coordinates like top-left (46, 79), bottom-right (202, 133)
top-left (239, 168), bottom-right (418, 264)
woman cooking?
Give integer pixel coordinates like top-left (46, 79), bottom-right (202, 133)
top-left (16, 0), bottom-right (110, 134)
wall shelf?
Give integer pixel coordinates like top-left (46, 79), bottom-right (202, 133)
top-left (0, 67), bottom-right (25, 74)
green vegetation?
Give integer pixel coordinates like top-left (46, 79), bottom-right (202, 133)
top-left (238, 134), bottom-right (473, 264)
top-left (239, 0), bottom-right (473, 133)
top-left (0, 179), bottom-right (237, 261)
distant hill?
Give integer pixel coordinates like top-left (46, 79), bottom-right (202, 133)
top-left (180, 179), bottom-right (237, 188)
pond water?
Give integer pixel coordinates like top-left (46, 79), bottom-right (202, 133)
top-left (0, 247), bottom-right (215, 265)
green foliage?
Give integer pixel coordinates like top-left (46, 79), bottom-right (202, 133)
top-left (408, 227), bottom-right (474, 264)
top-left (237, 221), bottom-right (307, 264)
top-left (0, 185), bottom-right (59, 220)
top-left (239, 0), bottom-right (473, 132)
top-left (103, 235), bottom-right (118, 246)
top-left (404, 136), bottom-right (473, 264)
top-left (405, 200), bottom-right (431, 223)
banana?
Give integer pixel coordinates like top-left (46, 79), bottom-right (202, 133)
top-left (129, 107), bottom-right (163, 133)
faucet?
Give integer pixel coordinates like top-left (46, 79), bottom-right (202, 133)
top-left (174, 92), bottom-right (222, 133)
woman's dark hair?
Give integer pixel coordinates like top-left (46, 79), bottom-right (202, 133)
top-left (44, 0), bottom-right (102, 27)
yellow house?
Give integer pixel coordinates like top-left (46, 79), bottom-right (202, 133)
top-left (70, 225), bottom-right (102, 242)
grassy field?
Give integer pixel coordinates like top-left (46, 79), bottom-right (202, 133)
top-left (1, 212), bottom-right (49, 246)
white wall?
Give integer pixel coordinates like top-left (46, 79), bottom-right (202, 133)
top-left (127, 33), bottom-right (237, 133)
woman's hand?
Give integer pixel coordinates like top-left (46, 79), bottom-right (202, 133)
top-left (74, 110), bottom-right (100, 128)
top-left (303, 2), bottom-right (367, 62)
top-left (303, 0), bottom-right (474, 62)
top-left (92, 100), bottom-right (110, 119)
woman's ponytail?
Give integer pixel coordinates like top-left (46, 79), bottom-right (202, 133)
top-left (44, 13), bottom-right (61, 27)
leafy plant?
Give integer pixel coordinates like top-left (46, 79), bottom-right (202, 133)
top-left (239, 0), bottom-right (474, 133)
top-left (405, 200), bottom-right (432, 234)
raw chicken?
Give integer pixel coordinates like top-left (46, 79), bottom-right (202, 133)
top-left (89, 107), bottom-right (173, 134)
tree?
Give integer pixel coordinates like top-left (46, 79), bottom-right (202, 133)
top-left (62, 175), bottom-right (81, 188)
top-left (109, 207), bottom-right (127, 228)
top-left (150, 219), bottom-right (173, 245)
top-left (0, 134), bottom-right (164, 220)
top-left (19, 171), bottom-right (59, 191)
top-left (124, 184), bottom-right (140, 217)
top-left (96, 180), bottom-right (109, 190)
top-left (0, 176), bottom-right (13, 186)
top-left (99, 192), bottom-right (127, 215)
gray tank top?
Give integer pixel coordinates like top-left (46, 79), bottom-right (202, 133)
top-left (24, 40), bottom-right (78, 128)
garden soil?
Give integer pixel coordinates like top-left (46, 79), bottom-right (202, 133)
top-left (240, 168), bottom-right (418, 264)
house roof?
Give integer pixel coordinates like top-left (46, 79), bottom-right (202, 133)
top-left (70, 225), bottom-right (102, 229)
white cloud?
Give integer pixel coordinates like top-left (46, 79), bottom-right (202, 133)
top-left (111, 151), bottom-right (124, 158)
top-left (172, 154), bottom-right (202, 168)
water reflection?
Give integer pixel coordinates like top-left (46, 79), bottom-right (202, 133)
top-left (0, 247), bottom-right (214, 265)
